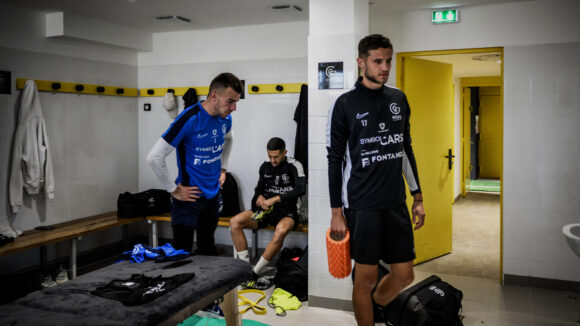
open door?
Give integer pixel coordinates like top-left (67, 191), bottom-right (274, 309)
top-left (399, 57), bottom-right (454, 264)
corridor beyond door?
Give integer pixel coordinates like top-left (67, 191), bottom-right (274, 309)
top-left (415, 192), bottom-right (500, 279)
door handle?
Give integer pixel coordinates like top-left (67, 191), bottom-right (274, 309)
top-left (445, 149), bottom-right (455, 170)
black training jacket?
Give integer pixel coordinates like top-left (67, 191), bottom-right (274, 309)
top-left (252, 157), bottom-right (306, 210)
top-left (326, 78), bottom-right (421, 209)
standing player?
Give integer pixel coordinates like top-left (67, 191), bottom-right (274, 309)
top-left (147, 73), bottom-right (243, 255)
top-left (326, 34), bottom-right (426, 326)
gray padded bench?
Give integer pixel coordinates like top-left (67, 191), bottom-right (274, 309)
top-left (0, 256), bottom-right (252, 325)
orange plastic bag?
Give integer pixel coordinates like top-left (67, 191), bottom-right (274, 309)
top-left (326, 228), bottom-right (352, 278)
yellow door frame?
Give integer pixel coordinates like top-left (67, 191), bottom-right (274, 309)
top-left (396, 47), bottom-right (504, 282)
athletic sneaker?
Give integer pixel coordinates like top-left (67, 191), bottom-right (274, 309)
top-left (41, 275), bottom-right (57, 289)
top-left (55, 268), bottom-right (69, 284)
top-left (0, 233), bottom-right (14, 247)
top-left (202, 301), bottom-right (224, 317)
top-left (253, 277), bottom-right (273, 290)
top-left (241, 273), bottom-right (273, 290)
top-left (251, 205), bottom-right (273, 222)
top-left (241, 271), bottom-right (259, 288)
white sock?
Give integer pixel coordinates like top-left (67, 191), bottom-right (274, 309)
top-left (237, 250), bottom-right (250, 263)
top-left (253, 256), bottom-right (269, 275)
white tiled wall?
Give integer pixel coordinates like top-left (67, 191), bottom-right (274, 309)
top-left (503, 42), bottom-right (580, 282)
top-left (306, 28), bottom-right (367, 301)
top-left (0, 46), bottom-right (139, 272)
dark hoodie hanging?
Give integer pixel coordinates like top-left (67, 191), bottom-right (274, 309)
top-left (183, 88), bottom-right (199, 109)
top-left (293, 84), bottom-right (308, 177)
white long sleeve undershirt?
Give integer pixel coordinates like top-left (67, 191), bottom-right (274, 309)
top-left (221, 130), bottom-right (233, 171)
top-left (146, 130), bottom-right (233, 192)
top-left (146, 138), bottom-right (177, 193)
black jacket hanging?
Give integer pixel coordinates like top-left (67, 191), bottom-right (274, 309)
top-left (183, 88), bottom-right (199, 109)
top-left (219, 172), bottom-right (241, 217)
top-left (293, 84), bottom-right (308, 177)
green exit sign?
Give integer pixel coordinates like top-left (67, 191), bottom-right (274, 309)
top-left (432, 9), bottom-right (459, 24)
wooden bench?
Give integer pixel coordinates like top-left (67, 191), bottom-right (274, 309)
top-left (0, 212), bottom-right (143, 278)
top-left (146, 213), bottom-right (308, 258)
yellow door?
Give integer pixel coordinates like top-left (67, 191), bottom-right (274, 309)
top-left (400, 57), bottom-right (454, 264)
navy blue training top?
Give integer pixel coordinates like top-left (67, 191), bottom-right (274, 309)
top-left (162, 101), bottom-right (232, 199)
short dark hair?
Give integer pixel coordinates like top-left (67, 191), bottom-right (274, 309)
top-left (358, 34), bottom-right (393, 58)
top-left (266, 137), bottom-right (286, 152)
top-left (209, 72), bottom-right (243, 95)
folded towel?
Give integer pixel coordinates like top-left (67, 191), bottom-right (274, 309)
top-left (163, 91), bottom-right (178, 119)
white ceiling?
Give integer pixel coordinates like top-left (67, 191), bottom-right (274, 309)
top-left (1, 0), bottom-right (517, 76)
top-left (0, 0), bottom-right (533, 33)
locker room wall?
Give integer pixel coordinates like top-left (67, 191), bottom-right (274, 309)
top-left (0, 5), bottom-right (140, 273)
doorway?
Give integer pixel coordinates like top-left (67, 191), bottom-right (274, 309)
top-left (462, 78), bottom-right (502, 196)
top-left (397, 48), bottom-right (503, 281)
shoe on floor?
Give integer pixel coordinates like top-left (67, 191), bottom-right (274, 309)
top-left (202, 301), bottom-right (224, 317)
top-left (253, 277), bottom-right (273, 290)
top-left (41, 275), bottom-right (57, 289)
top-left (55, 268), bottom-right (69, 284)
top-left (0, 233), bottom-right (14, 247)
top-left (242, 273), bottom-right (273, 290)
top-left (241, 272), bottom-right (259, 289)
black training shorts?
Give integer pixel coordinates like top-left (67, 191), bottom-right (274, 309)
top-left (345, 203), bottom-right (416, 265)
top-left (256, 204), bottom-right (298, 229)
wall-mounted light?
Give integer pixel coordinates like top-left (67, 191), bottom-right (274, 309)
top-left (269, 5), bottom-right (303, 12)
top-left (154, 15), bottom-right (191, 25)
top-left (472, 53), bottom-right (502, 64)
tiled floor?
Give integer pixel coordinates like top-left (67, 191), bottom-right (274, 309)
top-left (236, 271), bottom-right (580, 325)
top-left (415, 192), bottom-right (501, 279)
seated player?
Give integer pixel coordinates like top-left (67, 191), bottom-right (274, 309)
top-left (230, 137), bottom-right (306, 289)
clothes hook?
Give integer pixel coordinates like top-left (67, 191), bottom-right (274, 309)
top-left (51, 82), bottom-right (61, 90)
top-left (167, 89), bottom-right (175, 94)
top-left (251, 86), bottom-right (259, 92)
top-left (116, 88), bottom-right (124, 95)
top-left (75, 84), bottom-right (84, 92)
top-left (147, 89), bottom-right (154, 95)
top-left (275, 85), bottom-right (283, 92)
top-left (97, 86), bottom-right (105, 93)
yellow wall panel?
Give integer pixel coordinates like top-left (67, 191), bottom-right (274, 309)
top-left (479, 86), bottom-right (501, 178)
top-left (16, 78), bottom-right (138, 97)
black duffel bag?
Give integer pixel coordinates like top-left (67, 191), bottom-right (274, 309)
top-left (383, 274), bottom-right (463, 326)
top-left (274, 246), bottom-right (308, 301)
top-left (117, 189), bottom-right (171, 218)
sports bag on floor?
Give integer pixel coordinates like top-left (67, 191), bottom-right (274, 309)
top-left (383, 274), bottom-right (463, 326)
top-left (274, 246), bottom-right (308, 301)
top-left (117, 189), bottom-right (171, 218)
